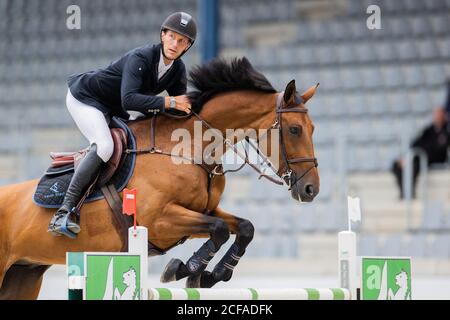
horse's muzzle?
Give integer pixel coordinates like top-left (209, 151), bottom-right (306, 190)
top-left (290, 181), bottom-right (319, 202)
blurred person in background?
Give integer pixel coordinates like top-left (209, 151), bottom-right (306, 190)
top-left (48, 12), bottom-right (197, 237)
top-left (391, 107), bottom-right (449, 199)
top-left (445, 79), bottom-right (450, 129)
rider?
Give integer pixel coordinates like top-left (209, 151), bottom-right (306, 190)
top-left (48, 12), bottom-right (196, 238)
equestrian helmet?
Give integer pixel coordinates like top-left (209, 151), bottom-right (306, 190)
top-left (161, 12), bottom-right (197, 45)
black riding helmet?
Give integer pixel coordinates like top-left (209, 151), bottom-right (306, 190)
top-left (160, 12), bottom-right (197, 59)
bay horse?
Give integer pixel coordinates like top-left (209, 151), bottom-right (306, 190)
top-left (0, 57), bottom-right (319, 299)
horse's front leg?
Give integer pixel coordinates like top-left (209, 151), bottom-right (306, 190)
top-left (186, 207), bottom-right (255, 288)
top-left (159, 204), bottom-right (230, 283)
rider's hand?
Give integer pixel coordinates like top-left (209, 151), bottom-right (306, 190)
top-left (165, 95), bottom-right (192, 114)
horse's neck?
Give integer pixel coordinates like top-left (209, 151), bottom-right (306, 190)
top-left (199, 91), bottom-right (278, 134)
top-left (129, 91), bottom-right (278, 147)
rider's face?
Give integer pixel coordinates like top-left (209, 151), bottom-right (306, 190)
top-left (161, 30), bottom-right (191, 61)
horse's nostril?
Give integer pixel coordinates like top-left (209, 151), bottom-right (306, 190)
top-left (305, 184), bottom-right (314, 196)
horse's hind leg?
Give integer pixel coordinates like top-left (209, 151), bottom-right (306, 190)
top-left (0, 264), bottom-right (51, 300)
top-left (159, 205), bottom-right (230, 283)
top-left (186, 207), bottom-right (254, 288)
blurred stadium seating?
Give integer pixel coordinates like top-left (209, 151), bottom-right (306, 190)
top-left (0, 0), bottom-right (449, 273)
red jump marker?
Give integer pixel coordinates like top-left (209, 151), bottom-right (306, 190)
top-left (123, 188), bottom-right (137, 232)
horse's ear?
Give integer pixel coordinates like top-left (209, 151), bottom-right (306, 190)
top-left (283, 80), bottom-right (296, 106)
top-left (301, 83), bottom-right (320, 104)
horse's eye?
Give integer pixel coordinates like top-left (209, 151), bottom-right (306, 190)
top-left (289, 126), bottom-right (301, 136)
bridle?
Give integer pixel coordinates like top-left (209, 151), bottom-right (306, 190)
top-left (127, 91), bottom-right (318, 190)
top-left (273, 91), bottom-right (318, 189)
top-left (190, 91), bottom-right (318, 189)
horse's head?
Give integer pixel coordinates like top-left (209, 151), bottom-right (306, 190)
top-left (276, 80), bottom-right (319, 202)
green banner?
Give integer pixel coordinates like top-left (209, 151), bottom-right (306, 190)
top-left (85, 254), bottom-right (141, 300)
top-left (361, 257), bottom-right (412, 300)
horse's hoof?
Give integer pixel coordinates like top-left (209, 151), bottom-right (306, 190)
top-left (186, 274), bottom-right (201, 288)
top-left (160, 258), bottom-right (183, 283)
top-left (186, 271), bottom-right (216, 288)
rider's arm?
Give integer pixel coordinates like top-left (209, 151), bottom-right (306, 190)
top-left (121, 52), bottom-right (165, 114)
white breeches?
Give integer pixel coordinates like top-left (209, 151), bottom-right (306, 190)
top-left (66, 89), bottom-right (114, 162)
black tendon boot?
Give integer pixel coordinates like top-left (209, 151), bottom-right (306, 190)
top-left (47, 144), bottom-right (104, 238)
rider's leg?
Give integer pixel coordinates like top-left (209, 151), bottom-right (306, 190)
top-left (48, 143), bottom-right (103, 234)
top-left (48, 89), bottom-right (114, 237)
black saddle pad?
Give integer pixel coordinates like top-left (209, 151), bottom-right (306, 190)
top-left (33, 117), bottom-right (137, 208)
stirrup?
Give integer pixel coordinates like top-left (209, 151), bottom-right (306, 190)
top-left (57, 214), bottom-right (78, 239)
top-left (53, 208), bottom-right (80, 239)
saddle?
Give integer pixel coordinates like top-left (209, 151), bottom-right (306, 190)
top-left (33, 117), bottom-right (137, 249)
top-left (49, 127), bottom-right (128, 186)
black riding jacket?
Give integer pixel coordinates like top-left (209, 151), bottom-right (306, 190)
top-left (67, 43), bottom-right (187, 120)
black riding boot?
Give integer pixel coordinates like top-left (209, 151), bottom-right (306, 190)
top-left (48, 144), bottom-right (104, 238)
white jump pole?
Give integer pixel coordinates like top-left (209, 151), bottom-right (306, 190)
top-left (148, 288), bottom-right (351, 300)
top-left (128, 226), bottom-right (148, 300)
top-left (338, 230), bottom-right (357, 300)
top-left (338, 196), bottom-right (362, 300)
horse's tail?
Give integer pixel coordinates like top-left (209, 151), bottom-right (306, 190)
top-left (102, 258), bottom-right (114, 300)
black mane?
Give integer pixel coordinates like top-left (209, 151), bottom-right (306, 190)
top-left (187, 57), bottom-right (277, 113)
